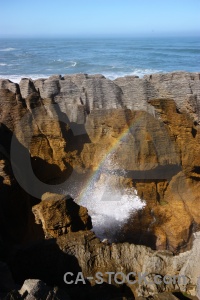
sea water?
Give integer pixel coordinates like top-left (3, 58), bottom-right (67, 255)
top-left (0, 37), bottom-right (199, 82)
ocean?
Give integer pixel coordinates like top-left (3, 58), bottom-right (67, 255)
top-left (0, 37), bottom-right (199, 82)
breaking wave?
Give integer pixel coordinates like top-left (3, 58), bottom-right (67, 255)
top-left (0, 74), bottom-right (49, 83)
top-left (78, 177), bottom-right (146, 241)
top-left (0, 48), bottom-right (17, 51)
top-left (103, 68), bottom-right (162, 80)
top-left (75, 155), bottom-right (146, 242)
top-left (0, 68), bottom-right (161, 84)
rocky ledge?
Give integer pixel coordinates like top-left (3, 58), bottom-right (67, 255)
top-left (1, 192), bottom-right (200, 299)
top-left (0, 72), bottom-right (200, 299)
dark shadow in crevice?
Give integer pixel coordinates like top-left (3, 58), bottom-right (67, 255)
top-left (106, 164), bottom-right (182, 181)
top-left (31, 156), bottom-right (73, 186)
top-left (191, 166), bottom-right (200, 174)
top-left (8, 238), bottom-right (81, 288)
top-left (52, 102), bottom-right (91, 153)
top-left (65, 198), bottom-right (92, 231)
top-left (8, 238), bottom-right (135, 300)
top-left (173, 292), bottom-right (193, 300)
top-left (88, 282), bottom-right (134, 300)
top-left (191, 126), bottom-right (197, 138)
top-left (112, 208), bottom-right (158, 250)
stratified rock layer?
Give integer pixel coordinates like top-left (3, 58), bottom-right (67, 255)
top-left (0, 72), bottom-right (200, 252)
top-left (32, 192), bottom-right (92, 238)
top-left (9, 230), bottom-right (200, 298)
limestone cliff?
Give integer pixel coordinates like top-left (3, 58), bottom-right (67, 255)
top-left (9, 229), bottom-right (200, 298)
top-left (32, 192), bottom-right (92, 238)
top-left (0, 72), bottom-right (200, 253)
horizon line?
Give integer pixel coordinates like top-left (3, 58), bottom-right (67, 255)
top-left (0, 34), bottom-right (200, 39)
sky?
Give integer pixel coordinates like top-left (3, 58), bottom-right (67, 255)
top-left (0, 0), bottom-right (200, 38)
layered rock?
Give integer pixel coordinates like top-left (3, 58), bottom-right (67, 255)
top-left (9, 230), bottom-right (200, 299)
top-left (19, 279), bottom-right (71, 300)
top-left (0, 70), bottom-right (200, 300)
top-left (57, 230), bottom-right (200, 297)
top-left (0, 72), bottom-right (200, 252)
top-left (32, 192), bottom-right (92, 238)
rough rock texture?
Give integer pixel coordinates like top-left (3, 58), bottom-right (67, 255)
top-left (115, 72), bottom-right (200, 123)
top-left (58, 231), bottom-right (200, 297)
top-left (18, 279), bottom-right (71, 300)
top-left (0, 72), bottom-right (200, 254)
top-left (32, 193), bottom-right (92, 238)
top-left (9, 230), bottom-right (200, 299)
top-left (19, 279), bottom-right (50, 299)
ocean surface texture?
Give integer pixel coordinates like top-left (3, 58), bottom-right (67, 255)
top-left (0, 37), bottom-right (199, 82)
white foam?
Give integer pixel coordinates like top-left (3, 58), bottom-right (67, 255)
top-left (64, 61), bottom-right (77, 69)
top-left (0, 68), bottom-right (162, 84)
top-left (77, 174), bottom-right (146, 241)
top-left (0, 48), bottom-right (16, 52)
top-left (0, 74), bottom-right (49, 83)
top-left (71, 61), bottom-right (77, 67)
top-left (86, 187), bottom-right (145, 221)
top-left (102, 68), bottom-right (162, 80)
top-left (0, 63), bottom-right (15, 67)
top-left (76, 153), bottom-right (146, 241)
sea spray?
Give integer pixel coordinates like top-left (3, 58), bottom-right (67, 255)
top-left (75, 154), bottom-right (146, 242)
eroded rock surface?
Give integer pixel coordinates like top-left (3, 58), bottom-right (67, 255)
top-left (9, 230), bottom-right (200, 299)
top-left (32, 193), bottom-right (92, 238)
top-left (0, 72), bottom-right (200, 296)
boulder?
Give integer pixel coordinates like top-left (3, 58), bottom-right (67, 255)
top-left (32, 193), bottom-right (92, 238)
top-left (19, 279), bottom-right (50, 299)
top-left (19, 279), bottom-right (71, 300)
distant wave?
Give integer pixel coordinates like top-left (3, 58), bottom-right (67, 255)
top-left (52, 59), bottom-right (77, 68)
top-left (64, 61), bottom-right (77, 68)
top-left (0, 74), bottom-right (49, 83)
top-left (54, 59), bottom-right (63, 62)
top-left (0, 69), bottom-right (162, 83)
top-left (0, 63), bottom-right (15, 67)
top-left (102, 68), bottom-right (162, 79)
top-left (0, 48), bottom-right (17, 52)
top-left (71, 61), bottom-right (77, 67)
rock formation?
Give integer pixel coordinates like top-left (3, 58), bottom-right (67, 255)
top-left (0, 72), bottom-right (200, 299)
top-left (8, 228), bottom-right (200, 299)
top-left (32, 192), bottom-right (92, 238)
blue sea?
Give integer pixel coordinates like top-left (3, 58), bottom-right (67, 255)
top-left (0, 37), bottom-right (199, 82)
